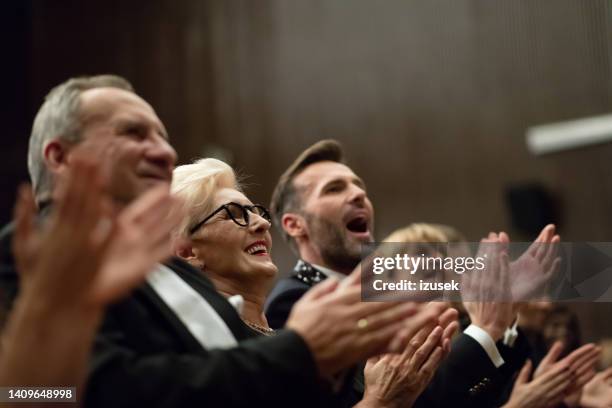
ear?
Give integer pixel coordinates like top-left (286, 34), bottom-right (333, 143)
top-left (282, 213), bottom-right (307, 239)
top-left (174, 238), bottom-right (197, 261)
top-left (43, 139), bottom-right (70, 175)
top-left (174, 238), bottom-right (206, 271)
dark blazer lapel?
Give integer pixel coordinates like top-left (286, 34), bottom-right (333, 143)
top-left (134, 281), bottom-right (206, 352)
top-left (163, 258), bottom-right (256, 341)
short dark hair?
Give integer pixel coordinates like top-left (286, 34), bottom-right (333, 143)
top-left (270, 139), bottom-right (345, 249)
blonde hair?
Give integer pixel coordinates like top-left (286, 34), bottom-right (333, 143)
top-left (171, 158), bottom-right (240, 236)
top-left (384, 223), bottom-right (466, 244)
top-left (382, 222), bottom-right (468, 312)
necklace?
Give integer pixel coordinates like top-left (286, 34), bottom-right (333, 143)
top-left (243, 320), bottom-right (275, 336)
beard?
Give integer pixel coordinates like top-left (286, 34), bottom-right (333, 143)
top-left (304, 213), bottom-right (365, 273)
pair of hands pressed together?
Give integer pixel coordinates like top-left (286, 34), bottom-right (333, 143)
top-left (464, 225), bottom-right (561, 342)
top-left (358, 306), bottom-right (459, 408)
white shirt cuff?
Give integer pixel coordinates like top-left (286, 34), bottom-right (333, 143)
top-left (503, 319), bottom-right (519, 347)
top-left (464, 324), bottom-right (505, 368)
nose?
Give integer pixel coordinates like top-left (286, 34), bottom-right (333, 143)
top-left (347, 183), bottom-right (367, 206)
top-left (147, 135), bottom-right (177, 170)
top-left (248, 212), bottom-right (271, 234)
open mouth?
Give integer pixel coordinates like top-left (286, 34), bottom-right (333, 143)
top-left (244, 241), bottom-right (269, 256)
top-left (345, 216), bottom-right (370, 236)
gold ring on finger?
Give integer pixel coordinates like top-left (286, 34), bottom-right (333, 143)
top-left (357, 318), bottom-right (369, 329)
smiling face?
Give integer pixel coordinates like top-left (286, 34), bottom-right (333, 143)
top-left (66, 87), bottom-right (177, 203)
top-left (189, 188), bottom-right (278, 286)
top-left (292, 161), bottom-right (374, 272)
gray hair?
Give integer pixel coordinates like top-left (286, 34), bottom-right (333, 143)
top-left (28, 75), bottom-right (134, 203)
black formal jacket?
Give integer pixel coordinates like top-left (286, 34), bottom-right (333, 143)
top-left (0, 222), bottom-right (345, 408)
top-left (265, 261), bottom-right (531, 408)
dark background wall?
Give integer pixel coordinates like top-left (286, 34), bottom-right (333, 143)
top-left (3, 0), bottom-right (612, 340)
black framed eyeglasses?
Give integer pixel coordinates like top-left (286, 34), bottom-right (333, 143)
top-left (189, 202), bottom-right (272, 235)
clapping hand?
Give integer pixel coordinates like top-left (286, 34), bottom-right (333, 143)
top-left (359, 307), bottom-right (458, 408)
top-left (581, 367), bottom-right (612, 408)
top-left (500, 225), bottom-right (561, 301)
top-left (534, 341), bottom-right (601, 408)
top-left (12, 155), bottom-right (183, 309)
top-left (462, 234), bottom-right (516, 341)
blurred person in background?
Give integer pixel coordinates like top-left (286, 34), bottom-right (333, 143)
top-left (383, 223), bottom-right (469, 324)
top-left (385, 223), bottom-right (606, 407)
top-left (519, 301), bottom-right (554, 367)
top-left (542, 306), bottom-right (582, 357)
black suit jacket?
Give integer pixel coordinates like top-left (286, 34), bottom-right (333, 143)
top-left (265, 261), bottom-right (530, 408)
top-left (0, 223), bottom-right (342, 408)
top-left (266, 274), bottom-right (310, 330)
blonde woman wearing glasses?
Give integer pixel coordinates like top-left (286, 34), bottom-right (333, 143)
top-left (171, 158), bottom-right (276, 335)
